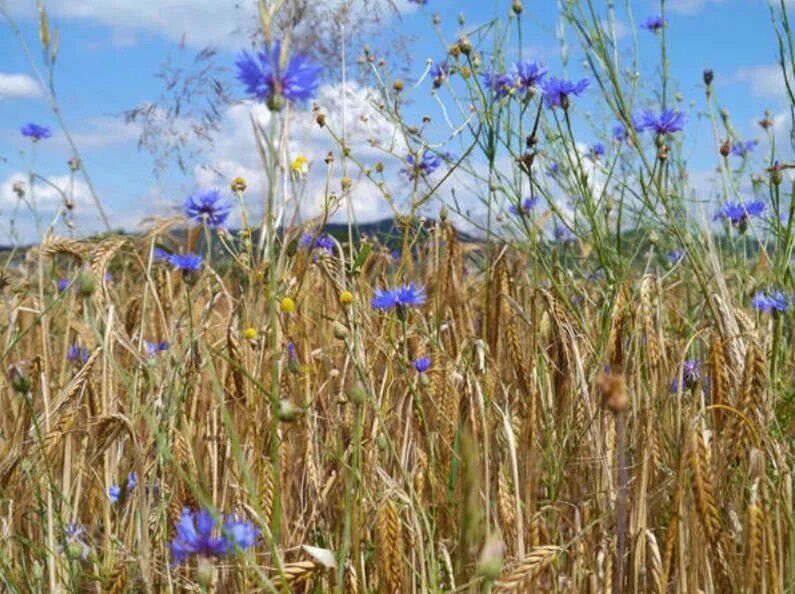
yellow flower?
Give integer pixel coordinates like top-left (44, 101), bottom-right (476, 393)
top-left (230, 176), bottom-right (247, 192)
top-left (280, 296), bottom-right (296, 314)
top-left (339, 290), bottom-right (354, 305)
top-left (290, 155), bottom-right (308, 175)
top-left (243, 327), bottom-right (257, 340)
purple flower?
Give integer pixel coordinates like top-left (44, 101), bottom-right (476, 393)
top-left (751, 290), bottom-right (789, 313)
top-left (66, 344), bottom-right (90, 364)
top-left (553, 223), bottom-right (575, 243)
top-left (540, 77), bottom-right (590, 108)
top-left (170, 507), bottom-right (259, 566)
top-left (430, 61), bottom-right (451, 86)
top-left (61, 523), bottom-right (91, 560)
top-left (371, 283), bottom-right (426, 310)
top-left (168, 253), bottom-right (203, 272)
top-left (402, 151), bottom-right (442, 180)
top-left (667, 249), bottom-right (683, 264)
top-left (109, 471), bottom-right (137, 503)
top-left (481, 70), bottom-right (515, 99)
top-left (671, 359), bottom-right (701, 392)
top-left (512, 61), bottom-right (547, 90)
top-left (20, 123), bottom-right (52, 142)
top-left (414, 357), bottom-right (431, 373)
top-left (634, 109), bottom-right (686, 135)
top-left (714, 200), bottom-right (765, 231)
top-left (731, 140), bottom-right (758, 157)
top-left (612, 123), bottom-right (629, 142)
top-left (153, 247), bottom-right (170, 261)
top-left (509, 196), bottom-right (539, 215)
top-left (184, 189), bottom-right (232, 228)
top-left (590, 142), bottom-right (606, 158)
top-left (546, 162), bottom-right (560, 176)
top-left (299, 232), bottom-right (335, 254)
top-left (236, 41), bottom-right (321, 107)
top-left (57, 277), bottom-right (70, 292)
top-left (641, 15), bottom-right (666, 32)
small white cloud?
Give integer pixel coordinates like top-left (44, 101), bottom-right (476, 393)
top-left (666, 0), bottom-right (724, 15)
top-left (729, 64), bottom-right (787, 104)
top-left (0, 73), bottom-right (42, 100)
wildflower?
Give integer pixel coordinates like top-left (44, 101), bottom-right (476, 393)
top-left (170, 507), bottom-right (259, 566)
top-left (509, 196), bottom-right (539, 215)
top-left (299, 232), bottom-right (335, 254)
top-left (612, 123), bottom-right (629, 142)
top-left (667, 249), bottom-right (683, 264)
top-left (8, 364), bottom-right (31, 394)
top-left (512, 61), bottom-right (547, 91)
top-left (546, 162), bottom-right (559, 176)
top-left (553, 223), bottom-right (575, 243)
top-left (339, 290), bottom-right (354, 305)
top-left (57, 277), bottom-right (70, 292)
top-left (20, 123), bottom-right (52, 142)
top-left (290, 155), bottom-right (308, 175)
top-left (66, 344), bottom-right (90, 364)
top-left (634, 109), bottom-right (686, 135)
top-left (61, 523), bottom-right (91, 561)
top-left (430, 61), bottom-right (451, 87)
top-left (167, 253), bottom-right (203, 272)
top-left (243, 327), bottom-right (257, 340)
top-left (184, 189), bottom-right (231, 228)
top-left (230, 177), bottom-right (247, 193)
top-left (641, 15), bottom-right (666, 32)
top-left (481, 70), bottom-right (515, 99)
top-left (414, 357), bottom-right (431, 373)
top-left (714, 200), bottom-right (765, 232)
top-left (109, 471), bottom-right (137, 503)
top-left (371, 283), bottom-right (426, 310)
top-left (280, 296), bottom-right (296, 314)
top-left (401, 151), bottom-right (442, 180)
top-left (590, 142), bottom-right (606, 159)
top-left (145, 341), bottom-right (169, 357)
top-left (236, 41), bottom-right (321, 109)
top-left (540, 76), bottom-right (589, 109)
top-left (731, 139), bottom-right (758, 158)
top-left (670, 359), bottom-right (701, 393)
top-left (751, 290), bottom-right (789, 313)
top-left (153, 247), bottom-right (170, 262)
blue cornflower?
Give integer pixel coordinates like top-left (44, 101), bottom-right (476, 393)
top-left (109, 472), bottom-right (137, 503)
top-left (641, 15), bottom-right (666, 32)
top-left (66, 345), bottom-right (90, 364)
top-left (20, 123), bottom-right (52, 142)
top-left (512, 61), bottom-right (547, 90)
top-left (671, 359), bottom-right (701, 393)
top-left (751, 290), bottom-right (789, 313)
top-left (184, 189), bottom-right (232, 228)
top-left (612, 123), bottom-right (629, 142)
top-left (402, 151), bottom-right (442, 180)
top-left (57, 278), bottom-right (70, 292)
top-left (414, 357), bottom-right (431, 373)
top-left (509, 196), bottom-right (539, 215)
top-left (61, 523), bottom-right (91, 560)
top-left (236, 41), bottom-right (321, 109)
top-left (299, 232), bottom-right (335, 254)
top-left (553, 223), bottom-right (575, 243)
top-left (371, 283), bottom-right (426, 310)
top-left (540, 76), bottom-right (590, 108)
top-left (167, 253), bottom-right (203, 272)
top-left (481, 70), bottom-right (515, 99)
top-left (430, 61), bottom-right (451, 86)
top-left (591, 142), bottom-right (606, 158)
top-left (634, 109), bottom-right (686, 135)
top-left (731, 139), bottom-right (758, 157)
top-left (170, 507), bottom-right (259, 566)
top-left (714, 200), bottom-right (765, 230)
top-left (153, 247), bottom-right (170, 261)
top-left (546, 162), bottom-right (560, 176)
top-left (145, 341), bottom-right (169, 357)
top-left (667, 249), bottom-right (683, 264)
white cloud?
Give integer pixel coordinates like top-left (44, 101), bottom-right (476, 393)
top-left (69, 116), bottom-right (141, 149)
top-left (0, 73), bottom-right (42, 100)
top-left (667, 0), bottom-right (724, 14)
top-left (729, 65), bottom-right (787, 104)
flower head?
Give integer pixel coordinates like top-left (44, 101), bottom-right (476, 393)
top-left (612, 123), bottom-right (629, 142)
top-left (671, 359), bottom-right (701, 393)
top-left (590, 142), bottom-right (606, 158)
top-left (751, 290), bottom-right (790, 313)
top-left (371, 283), bottom-right (426, 310)
top-left (634, 109), bottom-right (686, 135)
top-left (714, 200), bottom-right (765, 231)
top-left (21, 123), bottom-right (52, 142)
top-left (290, 155), bottom-right (308, 175)
top-left (109, 471), bottom-right (137, 503)
top-left (546, 162), bottom-right (560, 176)
top-left (481, 70), bottom-right (515, 99)
top-left (430, 61), bottom-right (451, 86)
top-left (299, 232), bottom-right (335, 254)
top-left (512, 61), bottom-right (547, 90)
top-left (731, 139), bottom-right (758, 158)
top-left (66, 344), bottom-right (90, 364)
top-left (236, 41), bottom-right (321, 108)
top-left (57, 277), bottom-right (70, 292)
top-left (62, 523), bottom-right (91, 561)
top-left (414, 357), bottom-right (431, 373)
top-left (509, 196), bottom-right (539, 215)
top-left (401, 151), bottom-right (442, 180)
top-left (168, 253), bottom-right (203, 272)
top-left (667, 249), bottom-right (683, 264)
top-left (540, 76), bottom-right (589, 108)
top-left (641, 15), bottom-right (666, 32)
top-left (184, 189), bottom-right (232, 228)
top-left (170, 507), bottom-right (259, 566)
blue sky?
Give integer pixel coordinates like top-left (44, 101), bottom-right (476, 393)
top-left (0, 0), bottom-right (789, 243)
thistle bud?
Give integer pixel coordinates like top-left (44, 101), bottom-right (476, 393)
top-left (8, 364), bottom-right (30, 394)
top-left (432, 13), bottom-right (441, 25)
top-left (703, 69), bottom-right (714, 87)
top-left (267, 92), bottom-right (286, 112)
top-left (719, 139), bottom-right (731, 157)
top-left (458, 12), bottom-right (465, 26)
top-left (771, 164), bottom-right (783, 186)
top-left (277, 399), bottom-right (302, 422)
top-left (77, 270), bottom-right (95, 297)
top-left (231, 177), bottom-right (247, 193)
top-left (341, 176), bottom-right (352, 191)
top-left (68, 157), bottom-right (80, 172)
top-left (332, 321), bottom-right (349, 340)
top-left (392, 79), bottom-right (404, 93)
top-left (511, 0), bottom-right (523, 14)
top-left (316, 113), bottom-right (327, 127)
top-left (349, 381), bottom-right (367, 405)
top-left (458, 35), bottom-right (472, 55)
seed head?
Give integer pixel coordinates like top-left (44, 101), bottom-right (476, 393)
top-left (231, 177), bottom-right (247, 192)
